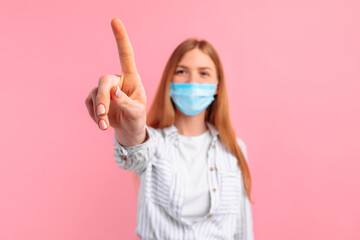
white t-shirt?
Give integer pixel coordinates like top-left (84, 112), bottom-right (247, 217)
top-left (177, 130), bottom-right (212, 224)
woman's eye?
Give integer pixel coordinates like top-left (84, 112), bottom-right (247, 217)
top-left (176, 70), bottom-right (186, 74)
top-left (201, 72), bottom-right (209, 76)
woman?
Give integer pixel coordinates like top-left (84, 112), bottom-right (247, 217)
top-left (85, 17), bottom-right (254, 240)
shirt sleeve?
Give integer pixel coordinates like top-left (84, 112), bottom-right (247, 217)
top-left (113, 126), bottom-right (159, 175)
top-left (236, 137), bottom-right (248, 161)
top-left (235, 138), bottom-right (254, 240)
top-left (242, 192), bottom-right (254, 240)
top-left (234, 191), bottom-right (254, 240)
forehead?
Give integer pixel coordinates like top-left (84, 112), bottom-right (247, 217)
top-left (177, 48), bottom-right (216, 70)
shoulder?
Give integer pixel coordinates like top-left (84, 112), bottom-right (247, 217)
top-left (145, 125), bottom-right (177, 150)
top-left (236, 137), bottom-right (248, 161)
top-left (146, 125), bottom-right (162, 137)
top-left (146, 125), bottom-right (172, 139)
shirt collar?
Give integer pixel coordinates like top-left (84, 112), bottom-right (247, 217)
top-left (206, 121), bottom-right (219, 139)
top-left (162, 121), bottom-right (219, 139)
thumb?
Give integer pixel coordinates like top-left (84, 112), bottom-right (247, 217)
top-left (110, 85), bottom-right (133, 113)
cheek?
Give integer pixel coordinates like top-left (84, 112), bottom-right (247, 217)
top-left (203, 75), bottom-right (217, 84)
top-left (207, 77), bottom-right (218, 84)
top-left (171, 75), bottom-right (186, 83)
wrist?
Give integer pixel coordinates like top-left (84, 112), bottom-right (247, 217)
top-left (115, 126), bottom-right (147, 147)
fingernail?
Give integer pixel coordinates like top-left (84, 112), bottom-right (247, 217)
top-left (97, 104), bottom-right (105, 115)
top-left (115, 86), bottom-right (121, 98)
top-left (99, 119), bottom-right (107, 130)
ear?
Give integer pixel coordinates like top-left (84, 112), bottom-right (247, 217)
top-left (214, 85), bottom-right (219, 95)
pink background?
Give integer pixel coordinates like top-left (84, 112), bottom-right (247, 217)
top-left (1, 0), bottom-right (359, 239)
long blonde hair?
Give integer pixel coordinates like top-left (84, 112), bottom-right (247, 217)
top-left (131, 38), bottom-right (253, 203)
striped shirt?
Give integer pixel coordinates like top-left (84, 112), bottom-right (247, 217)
top-left (113, 122), bottom-right (254, 240)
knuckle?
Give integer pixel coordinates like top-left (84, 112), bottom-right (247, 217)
top-left (85, 93), bottom-right (93, 103)
top-left (119, 50), bottom-right (134, 58)
top-left (98, 74), bottom-right (113, 85)
top-left (91, 86), bottom-right (98, 94)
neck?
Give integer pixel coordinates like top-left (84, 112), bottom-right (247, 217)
top-left (174, 109), bottom-right (208, 136)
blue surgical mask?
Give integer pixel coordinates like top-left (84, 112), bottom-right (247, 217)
top-left (169, 82), bottom-right (217, 116)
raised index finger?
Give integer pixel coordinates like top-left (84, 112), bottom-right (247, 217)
top-left (111, 17), bottom-right (138, 74)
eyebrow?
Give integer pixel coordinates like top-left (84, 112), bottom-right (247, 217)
top-left (176, 65), bottom-right (213, 72)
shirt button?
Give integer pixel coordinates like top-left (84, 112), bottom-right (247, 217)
top-left (212, 188), bottom-right (216, 192)
top-left (211, 145), bottom-right (215, 149)
top-left (207, 214), bottom-right (212, 218)
top-left (210, 167), bottom-right (214, 171)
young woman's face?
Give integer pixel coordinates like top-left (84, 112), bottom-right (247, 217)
top-left (172, 48), bottom-right (218, 87)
